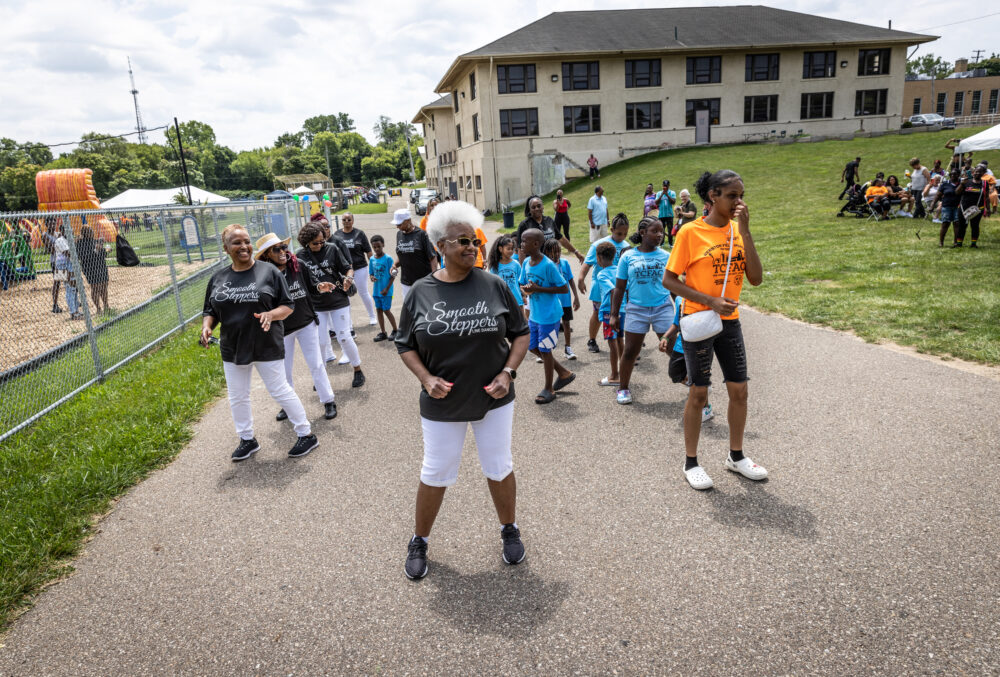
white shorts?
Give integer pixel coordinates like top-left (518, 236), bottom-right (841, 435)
top-left (419, 401), bottom-right (514, 487)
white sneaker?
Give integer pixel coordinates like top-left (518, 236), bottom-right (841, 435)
top-left (325, 353), bottom-right (338, 363)
top-left (725, 456), bottom-right (768, 480)
top-left (338, 354), bottom-right (350, 365)
top-left (564, 346), bottom-right (577, 360)
top-left (684, 465), bottom-right (713, 490)
top-left (368, 318), bottom-right (378, 326)
top-left (535, 356), bottom-right (543, 363)
top-left (701, 403), bottom-right (714, 422)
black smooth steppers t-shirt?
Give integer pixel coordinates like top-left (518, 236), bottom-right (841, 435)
top-left (395, 268), bottom-right (530, 422)
top-left (203, 262), bottom-right (294, 365)
top-left (332, 228), bottom-right (372, 270)
top-left (395, 227), bottom-right (435, 286)
top-left (276, 262), bottom-right (320, 334)
top-left (295, 243), bottom-right (352, 311)
top-left (515, 215), bottom-right (563, 246)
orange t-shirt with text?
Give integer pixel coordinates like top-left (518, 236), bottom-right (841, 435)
top-left (474, 227), bottom-right (488, 268)
top-left (666, 217), bottom-right (745, 320)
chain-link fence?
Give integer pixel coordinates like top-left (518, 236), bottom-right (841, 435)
top-left (0, 198), bottom-right (336, 442)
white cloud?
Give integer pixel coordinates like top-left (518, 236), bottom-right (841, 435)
top-left (0, 0), bottom-right (988, 152)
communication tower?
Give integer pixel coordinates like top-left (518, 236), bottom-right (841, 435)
top-left (128, 57), bottom-right (148, 144)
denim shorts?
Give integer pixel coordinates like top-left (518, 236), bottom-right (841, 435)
top-left (682, 319), bottom-right (748, 387)
top-left (940, 206), bottom-right (959, 223)
top-left (623, 300), bottom-right (674, 335)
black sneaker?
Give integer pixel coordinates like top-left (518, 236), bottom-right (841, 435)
top-left (288, 434), bottom-right (318, 458)
top-left (501, 523), bottom-right (525, 564)
top-left (232, 438), bottom-right (260, 462)
top-left (372, 332), bottom-right (388, 342)
top-left (352, 370), bottom-right (366, 388)
top-left (587, 338), bottom-right (600, 353)
top-left (52, 304), bottom-right (63, 314)
top-left (405, 535), bottom-right (428, 580)
top-left (324, 401), bottom-right (337, 419)
top-left (388, 329), bottom-right (398, 341)
top-left (970, 243), bottom-right (979, 248)
top-left (275, 408), bottom-right (287, 421)
top-left (350, 329), bottom-right (357, 338)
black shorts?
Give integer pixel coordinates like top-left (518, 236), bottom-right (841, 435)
top-left (668, 349), bottom-right (688, 383)
top-left (682, 319), bottom-right (748, 387)
top-left (562, 305), bottom-right (573, 321)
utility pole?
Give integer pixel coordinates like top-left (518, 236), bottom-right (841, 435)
top-left (404, 129), bottom-right (417, 183)
top-left (971, 49), bottom-right (985, 64)
top-left (173, 117), bottom-right (193, 205)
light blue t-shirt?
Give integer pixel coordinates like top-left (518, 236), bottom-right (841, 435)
top-left (656, 189), bottom-right (676, 218)
top-left (672, 296), bottom-right (684, 353)
top-left (596, 267), bottom-right (618, 317)
top-left (587, 194), bottom-right (609, 226)
top-left (584, 236), bottom-right (629, 303)
top-left (492, 259), bottom-right (524, 305)
top-left (556, 258), bottom-right (573, 308)
top-left (616, 247), bottom-right (671, 308)
top-left (368, 254), bottom-right (394, 297)
top-left (519, 255), bottom-right (566, 325)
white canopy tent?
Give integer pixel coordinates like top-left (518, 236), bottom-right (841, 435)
top-left (101, 187), bottom-right (231, 209)
top-left (956, 124), bottom-right (1000, 154)
top-left (291, 185), bottom-right (314, 194)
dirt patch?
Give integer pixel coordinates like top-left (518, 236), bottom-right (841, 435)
top-left (0, 260), bottom-right (213, 372)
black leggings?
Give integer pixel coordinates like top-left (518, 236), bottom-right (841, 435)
top-left (955, 212), bottom-right (982, 244)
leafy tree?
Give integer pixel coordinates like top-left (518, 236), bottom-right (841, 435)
top-left (229, 151), bottom-right (273, 191)
top-left (0, 138), bottom-right (52, 169)
top-left (311, 132), bottom-right (344, 182)
top-left (0, 164), bottom-right (42, 210)
top-left (274, 132), bottom-right (305, 149)
top-left (303, 112), bottom-right (355, 143)
top-left (906, 54), bottom-right (952, 78)
top-left (164, 120), bottom-right (217, 152)
top-left (373, 115), bottom-right (416, 147)
top-left (335, 132), bottom-right (373, 183)
top-left (974, 54), bottom-right (1000, 76)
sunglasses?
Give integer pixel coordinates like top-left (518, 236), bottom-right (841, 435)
top-left (445, 237), bottom-right (482, 248)
top-left (269, 244), bottom-right (288, 253)
top-left (309, 239), bottom-right (325, 246)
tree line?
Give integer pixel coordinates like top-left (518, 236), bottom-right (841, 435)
top-left (0, 113), bottom-right (424, 211)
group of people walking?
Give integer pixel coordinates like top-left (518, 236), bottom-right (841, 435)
top-left (202, 172), bottom-right (769, 581)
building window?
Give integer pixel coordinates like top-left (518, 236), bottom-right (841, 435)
top-left (564, 105), bottom-right (601, 133)
top-left (686, 56), bottom-right (721, 84)
top-left (562, 62), bottom-right (600, 90)
top-left (475, 175), bottom-right (482, 191)
top-left (455, 123), bottom-right (462, 147)
top-left (625, 102), bottom-right (662, 130)
top-left (803, 51), bottom-right (837, 78)
top-left (953, 91), bottom-right (965, 116)
top-left (801, 92), bottom-right (834, 119)
top-left (855, 89), bottom-right (888, 116)
top-left (858, 49), bottom-right (890, 76)
top-left (433, 139), bottom-right (437, 156)
top-left (744, 95), bottom-right (778, 123)
top-left (745, 54), bottom-right (779, 81)
top-left (685, 98), bottom-right (720, 126)
top-left (912, 98), bottom-right (921, 115)
top-left (453, 91), bottom-right (459, 113)
top-left (497, 64), bottom-right (536, 94)
top-left (499, 108), bottom-right (539, 137)
top-left (625, 59), bottom-right (661, 87)
top-left (469, 72), bottom-right (477, 101)
top-left (472, 114), bottom-right (480, 142)
top-left (989, 90), bottom-right (999, 114)
top-left (936, 92), bottom-right (947, 115)
top-left (971, 90), bottom-right (981, 115)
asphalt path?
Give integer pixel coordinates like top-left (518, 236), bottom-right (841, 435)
top-left (2, 192), bottom-right (998, 675)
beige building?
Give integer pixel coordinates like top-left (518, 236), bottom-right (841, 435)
top-left (413, 6), bottom-right (934, 211)
top-left (902, 59), bottom-right (1000, 119)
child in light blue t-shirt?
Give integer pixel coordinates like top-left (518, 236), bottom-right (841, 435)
top-left (543, 238), bottom-right (580, 362)
top-left (488, 235), bottom-right (525, 312)
top-left (594, 241), bottom-right (624, 387)
top-left (368, 234), bottom-right (397, 341)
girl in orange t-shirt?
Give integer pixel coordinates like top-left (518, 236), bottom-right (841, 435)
top-left (663, 169), bottom-right (765, 491)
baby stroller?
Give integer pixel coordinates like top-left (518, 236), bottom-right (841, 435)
top-left (836, 184), bottom-right (867, 218)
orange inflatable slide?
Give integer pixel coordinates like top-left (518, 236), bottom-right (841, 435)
top-left (34, 168), bottom-right (117, 241)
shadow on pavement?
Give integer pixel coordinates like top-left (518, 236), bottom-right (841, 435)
top-left (427, 561), bottom-right (571, 638)
top-left (216, 457), bottom-right (312, 492)
top-left (707, 481), bottom-right (817, 540)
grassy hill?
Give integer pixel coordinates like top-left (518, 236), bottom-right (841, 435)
top-left (499, 127), bottom-right (1000, 365)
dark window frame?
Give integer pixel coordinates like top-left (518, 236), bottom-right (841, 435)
top-left (685, 98), bottom-right (720, 126)
top-left (498, 108), bottom-right (539, 137)
top-left (475, 175), bottom-right (482, 190)
top-left (625, 102), bottom-right (662, 130)
top-left (744, 95), bottom-right (779, 123)
top-left (912, 98), bottom-right (921, 115)
top-left (854, 89), bottom-right (888, 116)
top-left (563, 105), bottom-right (601, 134)
top-left (803, 51), bottom-right (837, 79)
top-left (453, 91), bottom-right (459, 113)
top-left (858, 49), bottom-right (890, 76)
top-left (625, 59), bottom-right (661, 88)
top-left (971, 90), bottom-right (981, 115)
top-left (469, 72), bottom-right (477, 100)
top-left (686, 56), bottom-right (722, 84)
top-left (800, 91), bottom-right (834, 119)
top-left (988, 89), bottom-right (999, 114)
top-left (953, 91), bottom-right (965, 116)
top-left (745, 53), bottom-right (780, 81)
top-left (496, 64), bottom-right (537, 94)
top-left (936, 92), bottom-right (947, 115)
top-left (562, 61), bottom-right (600, 90)
top-left (455, 123), bottom-right (462, 147)
top-left (472, 114), bottom-right (480, 142)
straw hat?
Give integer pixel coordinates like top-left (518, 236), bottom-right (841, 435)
top-left (254, 232), bottom-right (291, 260)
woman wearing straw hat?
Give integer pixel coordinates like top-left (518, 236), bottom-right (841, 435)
top-left (255, 232), bottom-right (339, 422)
top-left (201, 224), bottom-right (318, 462)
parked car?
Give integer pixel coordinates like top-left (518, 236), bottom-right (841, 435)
top-left (377, 183), bottom-right (387, 191)
top-left (415, 190), bottom-right (439, 216)
top-left (908, 113), bottom-right (956, 129)
top-left (410, 188), bottom-right (425, 204)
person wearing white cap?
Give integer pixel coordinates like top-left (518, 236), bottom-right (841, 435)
top-left (389, 208), bottom-right (438, 301)
top-left (255, 232), bottom-right (338, 421)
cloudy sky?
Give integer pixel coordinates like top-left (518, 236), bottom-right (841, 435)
top-left (0, 0), bottom-right (990, 154)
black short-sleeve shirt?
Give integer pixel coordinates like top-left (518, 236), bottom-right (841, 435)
top-left (515, 215), bottom-right (562, 247)
top-left (395, 227), bottom-right (435, 286)
top-left (331, 228), bottom-right (372, 270)
top-left (203, 263), bottom-right (294, 365)
top-left (395, 268), bottom-right (530, 422)
top-left (295, 243), bottom-right (352, 311)
top-left (277, 261), bottom-right (319, 334)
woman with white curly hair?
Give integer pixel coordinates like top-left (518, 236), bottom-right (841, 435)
top-left (394, 200), bottom-right (530, 580)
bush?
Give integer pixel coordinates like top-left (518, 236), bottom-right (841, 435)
top-left (901, 121), bottom-right (913, 129)
top-left (215, 189), bottom-right (267, 201)
top-left (375, 177), bottom-right (401, 188)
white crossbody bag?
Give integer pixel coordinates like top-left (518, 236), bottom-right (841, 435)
top-left (679, 226), bottom-right (734, 342)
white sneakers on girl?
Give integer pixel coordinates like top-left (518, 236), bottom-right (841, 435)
top-left (725, 456), bottom-right (768, 480)
top-left (684, 465), bottom-right (713, 490)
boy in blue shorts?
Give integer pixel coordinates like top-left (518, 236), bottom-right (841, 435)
top-left (368, 234), bottom-right (398, 342)
top-left (660, 285), bottom-right (714, 422)
top-left (594, 241), bottom-right (624, 387)
top-left (519, 229), bottom-right (576, 404)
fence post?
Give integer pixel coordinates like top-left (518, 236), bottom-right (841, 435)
top-left (159, 213), bottom-right (186, 328)
top-left (211, 207), bottom-right (222, 259)
top-left (64, 215), bottom-right (104, 382)
top-left (243, 204), bottom-right (251, 236)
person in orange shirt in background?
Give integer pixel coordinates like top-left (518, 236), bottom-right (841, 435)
top-left (421, 196), bottom-right (487, 266)
top-left (663, 169), bottom-right (765, 492)
top-left (865, 177), bottom-right (891, 219)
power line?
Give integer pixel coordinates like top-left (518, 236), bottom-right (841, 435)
top-left (913, 11), bottom-right (1000, 32)
top-left (13, 126), bottom-right (168, 152)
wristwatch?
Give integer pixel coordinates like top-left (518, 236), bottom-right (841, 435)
top-left (502, 367), bottom-right (517, 380)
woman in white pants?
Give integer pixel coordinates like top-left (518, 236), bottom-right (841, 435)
top-left (330, 212), bottom-right (377, 326)
top-left (201, 225), bottom-right (318, 462)
top-left (255, 232), bottom-right (339, 421)
top-left (395, 200), bottom-right (530, 580)
top-left (295, 221), bottom-right (366, 389)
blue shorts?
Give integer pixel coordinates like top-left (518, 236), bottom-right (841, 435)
top-left (529, 320), bottom-right (561, 353)
top-left (940, 206), bottom-right (959, 223)
top-left (623, 300), bottom-right (673, 335)
top-left (373, 294), bottom-right (392, 311)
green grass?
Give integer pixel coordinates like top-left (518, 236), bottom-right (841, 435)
top-left (0, 324), bottom-right (226, 629)
top-left (333, 203), bottom-right (388, 215)
top-left (498, 127), bottom-right (1000, 364)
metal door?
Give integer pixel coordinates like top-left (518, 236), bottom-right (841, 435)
top-left (695, 110), bottom-right (711, 144)
top-left (448, 181), bottom-right (457, 198)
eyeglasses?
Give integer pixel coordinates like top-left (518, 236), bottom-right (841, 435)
top-left (270, 244), bottom-right (288, 253)
top-left (445, 237), bottom-right (482, 248)
top-left (309, 239), bottom-right (325, 247)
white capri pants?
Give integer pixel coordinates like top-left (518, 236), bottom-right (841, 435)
top-left (419, 401), bottom-right (514, 487)
top-left (400, 283), bottom-right (411, 302)
top-left (317, 307), bottom-right (361, 366)
top-left (223, 360), bottom-right (311, 440)
top-left (283, 323), bottom-right (335, 404)
top-left (352, 267), bottom-right (376, 321)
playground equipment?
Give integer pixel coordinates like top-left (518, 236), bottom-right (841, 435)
top-left (34, 169), bottom-right (117, 241)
